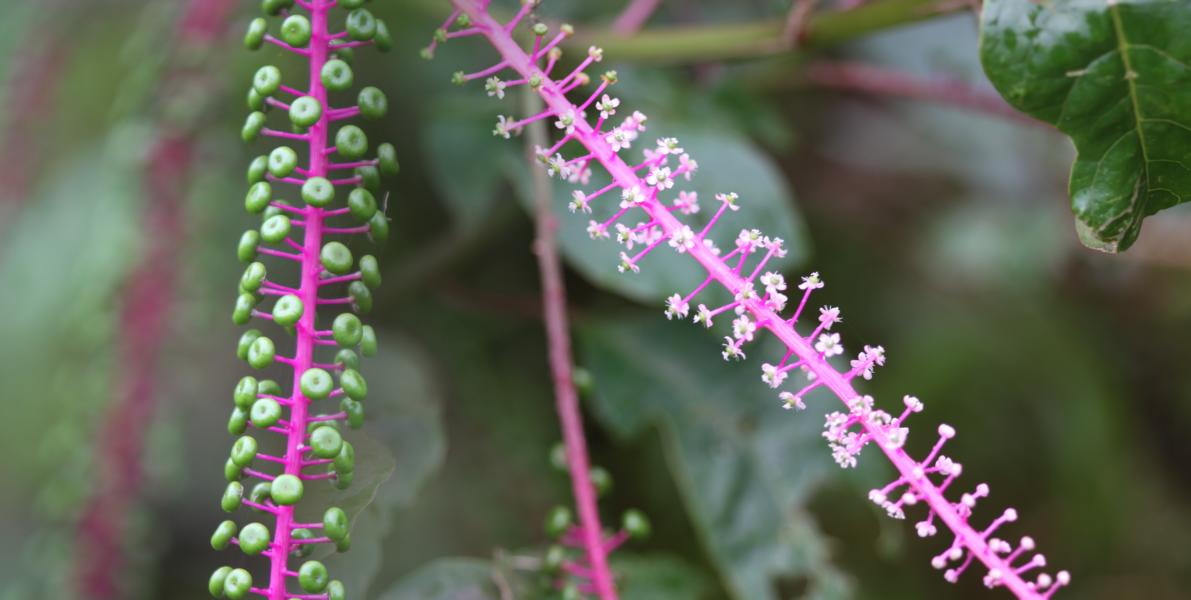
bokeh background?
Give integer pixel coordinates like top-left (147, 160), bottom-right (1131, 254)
top-left (2, 1), bottom-right (1190, 599)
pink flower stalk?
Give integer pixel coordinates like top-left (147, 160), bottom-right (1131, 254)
top-left (433, 1), bottom-right (1070, 597)
top-left (210, 1), bottom-right (395, 599)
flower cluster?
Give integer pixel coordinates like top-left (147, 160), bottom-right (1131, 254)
top-left (431, 1), bottom-right (1069, 598)
top-left (210, 1), bottom-right (395, 599)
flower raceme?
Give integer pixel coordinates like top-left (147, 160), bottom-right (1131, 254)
top-left (430, 1), bottom-right (1070, 598)
top-left (210, 1), bottom-right (395, 599)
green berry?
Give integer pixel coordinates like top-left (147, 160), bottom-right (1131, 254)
top-left (334, 533), bottom-right (352, 552)
top-left (228, 407), bottom-right (249, 435)
top-left (347, 188), bottom-right (377, 222)
top-left (261, 0), bottom-right (293, 15)
top-left (321, 58), bottom-right (354, 91)
top-left (259, 379), bottom-right (283, 396)
top-left (377, 142), bottom-right (399, 176)
top-left (323, 507), bottom-right (349, 541)
top-left (221, 481), bottom-right (244, 512)
top-left (253, 65), bottom-right (281, 96)
top-left (335, 125), bottom-right (368, 159)
top-left (357, 86), bottom-right (387, 119)
top-left (299, 560), bottom-right (330, 592)
top-left (302, 177), bottom-right (334, 207)
top-left (248, 87), bottom-right (264, 110)
top-left (247, 155), bottom-right (268, 184)
top-left (271, 473), bottom-right (304, 505)
top-left (356, 165), bottom-right (380, 191)
top-left (224, 458), bottom-right (244, 482)
top-left (341, 398), bottom-right (364, 429)
top-left (331, 313), bottom-right (362, 347)
top-left (223, 568), bottom-right (252, 600)
top-left (280, 14), bottom-right (312, 47)
top-left (237, 230), bottom-right (260, 262)
top-left (260, 214), bottom-right (291, 244)
top-left (242, 111), bottom-right (266, 142)
top-left (532, 23), bottom-right (549, 36)
top-left (339, 368), bottom-right (366, 400)
top-left (250, 398), bottom-right (282, 428)
top-left (374, 19), bottom-right (392, 52)
top-left (360, 325), bottom-right (377, 357)
top-left (231, 436), bottom-right (258, 467)
top-left (358, 255), bottom-right (381, 288)
top-left (333, 469), bottom-right (354, 490)
top-left (248, 482), bottom-right (272, 507)
top-left (247, 336), bottom-right (276, 369)
top-left (300, 368), bottom-right (334, 400)
top-left (333, 440), bottom-right (355, 472)
top-left (237, 329), bottom-right (262, 361)
top-left (232, 293), bottom-right (258, 325)
top-left (331, 41), bottom-right (355, 63)
top-left (267, 146), bottom-right (298, 177)
top-left (326, 580), bottom-right (346, 600)
top-left (549, 443), bottom-right (568, 472)
top-left (335, 348), bottom-right (360, 370)
top-left (211, 520), bottom-right (238, 550)
top-left (345, 9), bottom-right (377, 41)
top-left (367, 211), bottom-right (389, 244)
top-left (589, 466), bottom-right (612, 497)
top-left (240, 261), bottom-right (267, 292)
top-left (238, 522), bottom-right (270, 555)
top-left (244, 182), bottom-right (272, 214)
top-left (348, 281), bottom-right (372, 313)
top-left (244, 18), bottom-right (267, 50)
top-left (291, 528), bottom-right (315, 559)
top-left (272, 294), bottom-right (304, 326)
top-left (544, 506), bottom-right (572, 538)
top-left (234, 376), bottom-right (259, 409)
top-left (209, 566), bottom-right (233, 597)
top-left (310, 426), bottom-right (343, 459)
top-left (622, 509), bottom-right (651, 540)
top-left (320, 242), bottom-right (353, 275)
top-left (573, 367), bottom-right (594, 395)
top-left (543, 545), bottom-right (566, 573)
top-left (262, 200), bottom-right (289, 220)
top-left (289, 95), bottom-right (322, 128)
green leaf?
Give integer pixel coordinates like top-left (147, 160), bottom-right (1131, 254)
top-left (577, 317), bottom-right (849, 600)
top-left (375, 558), bottom-right (499, 600)
top-left (422, 96), bottom-right (521, 228)
top-left (613, 553), bottom-right (715, 600)
top-left (980, 0), bottom-right (1191, 252)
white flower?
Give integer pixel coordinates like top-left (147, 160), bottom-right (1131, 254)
top-left (664, 294), bottom-right (689, 320)
top-left (555, 110), bottom-right (576, 135)
top-left (678, 154), bottom-right (698, 179)
top-left (731, 315), bottom-right (756, 342)
top-left (674, 191), bottom-right (699, 215)
top-left (815, 333), bottom-right (843, 357)
top-left (485, 76), bottom-right (506, 99)
top-left (693, 304), bottom-right (713, 328)
top-left (848, 394), bottom-right (874, 416)
top-left (761, 363), bottom-right (787, 389)
top-left (586, 220), bottom-right (609, 240)
top-left (779, 391), bottom-right (804, 411)
top-left (493, 115), bottom-right (514, 139)
top-left (615, 224), bottom-right (636, 248)
top-left (606, 128), bottom-right (631, 152)
top-left (596, 95), bottom-right (619, 119)
top-left (588, 45), bottom-right (604, 61)
top-left (883, 427), bottom-right (909, 450)
top-left (619, 185), bottom-right (645, 208)
top-left (799, 272), bottom-right (824, 290)
top-left (733, 282), bottom-right (757, 307)
top-left (656, 137), bottom-right (683, 155)
top-left (818, 306), bottom-right (841, 330)
top-left (903, 395), bottom-right (923, 413)
top-left (669, 225), bottom-right (695, 253)
top-left (569, 190), bottom-right (590, 214)
top-left (702, 238), bottom-right (721, 256)
top-left (760, 272), bottom-right (786, 295)
top-left (735, 229), bottom-right (763, 253)
top-left (646, 166), bottom-right (673, 190)
top-left (721, 336), bottom-right (746, 361)
top-left (623, 110), bottom-right (648, 132)
top-left (764, 236), bottom-right (787, 258)
top-left (765, 291), bottom-right (788, 312)
top-left (801, 364), bottom-right (817, 382)
top-left (715, 192), bottom-right (740, 211)
top-left (617, 251), bottom-right (639, 274)
top-left (831, 444), bottom-right (858, 469)
top-left (544, 153), bottom-right (571, 179)
top-left (884, 502), bottom-right (906, 520)
top-left (915, 521), bottom-right (938, 538)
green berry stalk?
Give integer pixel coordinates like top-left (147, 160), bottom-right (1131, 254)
top-left (213, 1), bottom-right (395, 599)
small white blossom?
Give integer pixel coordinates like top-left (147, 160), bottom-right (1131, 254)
top-left (815, 332), bottom-right (843, 357)
top-left (848, 394), bottom-right (874, 416)
top-left (656, 137), bottom-right (683, 155)
top-left (883, 426), bottom-right (909, 450)
top-left (588, 46), bottom-right (604, 61)
top-left (617, 251), bottom-right (639, 274)
top-left (819, 306), bottom-right (841, 330)
top-left (903, 395), bottom-right (923, 413)
top-left (915, 521), bottom-right (938, 538)
top-left (735, 229), bottom-right (763, 253)
top-left (678, 154), bottom-right (698, 179)
top-left (544, 153), bottom-right (571, 179)
top-left (569, 190), bottom-right (590, 214)
top-left (619, 185), bottom-right (645, 208)
top-left (715, 192), bottom-right (740, 211)
top-left (702, 238), bottom-right (721, 256)
top-left (779, 391), bottom-right (805, 411)
top-left (761, 363), bottom-right (787, 389)
top-left (646, 166), bottom-right (674, 190)
top-left (555, 110), bottom-right (577, 135)
top-left (596, 94), bottom-right (619, 119)
top-left (615, 224), bottom-right (636, 248)
top-left (606, 128), bottom-right (631, 152)
top-left (493, 115), bottom-right (514, 139)
top-left (760, 272), bottom-right (786, 295)
top-left (799, 272), bottom-right (824, 291)
top-left (732, 314), bottom-right (757, 342)
top-left (693, 304), bottom-right (713, 328)
top-left (763, 236), bottom-right (787, 258)
top-left (669, 225), bottom-right (696, 253)
top-left (721, 336), bottom-right (746, 361)
top-left (674, 191), bottom-right (699, 215)
top-left (485, 76), bottom-right (506, 99)
top-left (622, 110), bottom-right (648, 132)
top-left (665, 294), bottom-right (690, 320)
top-left (765, 291), bottom-right (788, 312)
top-left (586, 220), bottom-right (609, 240)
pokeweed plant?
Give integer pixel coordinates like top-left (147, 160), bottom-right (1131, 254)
top-left (428, 1), bottom-right (1071, 598)
top-left (209, 1), bottom-right (396, 599)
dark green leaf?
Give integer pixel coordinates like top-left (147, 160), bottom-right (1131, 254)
top-left (980, 0), bottom-right (1191, 252)
top-left (375, 558), bottom-right (499, 600)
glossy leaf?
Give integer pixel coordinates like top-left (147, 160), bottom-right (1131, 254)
top-left (981, 0), bottom-right (1191, 252)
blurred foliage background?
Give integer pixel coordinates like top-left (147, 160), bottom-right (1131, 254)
top-left (2, 1), bottom-right (1190, 599)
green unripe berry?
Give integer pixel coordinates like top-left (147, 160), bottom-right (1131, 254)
top-left (232, 293), bottom-right (258, 325)
top-left (250, 398), bottom-right (282, 428)
top-left (261, 0), bottom-right (293, 15)
top-left (356, 165), bottom-right (380, 191)
top-left (335, 125), bottom-right (368, 159)
top-left (237, 230), bottom-right (260, 263)
top-left (245, 182), bottom-right (272, 214)
top-left (247, 88), bottom-right (264, 111)
top-left (253, 65), bottom-right (282, 96)
top-left (347, 188), bottom-right (377, 222)
top-left (589, 466), bottom-right (612, 497)
top-left (377, 143), bottom-right (399, 176)
top-left (240, 261), bottom-right (267, 292)
top-left (532, 23), bottom-right (549, 36)
top-left (234, 376), bottom-right (259, 409)
top-left (244, 18), bottom-right (267, 50)
top-left (271, 474), bottom-right (304, 505)
top-left (302, 177), bottom-right (334, 207)
top-left (543, 545), bottom-right (566, 573)
top-left (299, 560), bottom-right (330, 592)
top-left (280, 14), bottom-right (312, 47)
top-left (327, 580), bottom-right (346, 600)
top-left (335, 533), bottom-right (352, 552)
top-left (572, 367), bottom-right (594, 396)
top-left (221, 481), bottom-right (244, 512)
top-left (357, 87), bottom-right (387, 119)
top-left (320, 242), bottom-right (353, 275)
top-left (321, 59), bottom-right (354, 91)
top-left (248, 482), bottom-right (272, 507)
top-left (289, 95), bottom-right (322, 128)
top-left (291, 528), bottom-right (315, 559)
top-left (272, 294), bottom-right (304, 326)
top-left (345, 9), bottom-right (377, 41)
top-left (262, 200), bottom-right (289, 220)
top-left (228, 407), bottom-right (249, 435)
top-left (242, 111), bottom-right (266, 142)
top-left (209, 566), bottom-right (233, 597)
top-left (331, 313), bottom-right (362, 347)
top-left (300, 368), bottom-right (334, 400)
top-left (323, 507), bottom-right (349, 541)
top-left (224, 458), bottom-right (244, 482)
top-left (374, 20), bottom-right (392, 52)
top-left (260, 214), bottom-right (291, 244)
top-left (622, 509), bottom-right (651, 540)
top-left (335, 348), bottom-right (360, 370)
top-left (544, 506), bottom-right (573, 538)
top-left (259, 379), bottom-right (283, 396)
top-left (339, 368), bottom-right (366, 400)
top-left (247, 155), bottom-right (268, 184)
top-left (331, 41), bottom-right (355, 63)
top-left (231, 436), bottom-right (258, 467)
top-left (360, 325), bottom-right (377, 357)
top-left (341, 398), bottom-right (364, 429)
top-left (333, 440), bottom-right (355, 472)
top-left (333, 469), bottom-right (354, 489)
top-left (358, 255), bottom-right (381, 288)
top-left (310, 426), bottom-right (343, 459)
top-left (348, 281), bottom-right (372, 313)
top-left (238, 522), bottom-right (270, 555)
top-left (223, 568), bottom-right (252, 600)
top-left (237, 329), bottom-right (262, 361)
top-left (211, 520), bottom-right (238, 550)
top-left (247, 336), bottom-right (276, 369)
top-left (549, 443), bottom-right (568, 472)
top-left (368, 211), bottom-right (389, 244)
top-left (267, 146), bottom-right (298, 177)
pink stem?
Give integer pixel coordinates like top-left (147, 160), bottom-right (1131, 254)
top-left (611, 0), bottom-right (662, 35)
